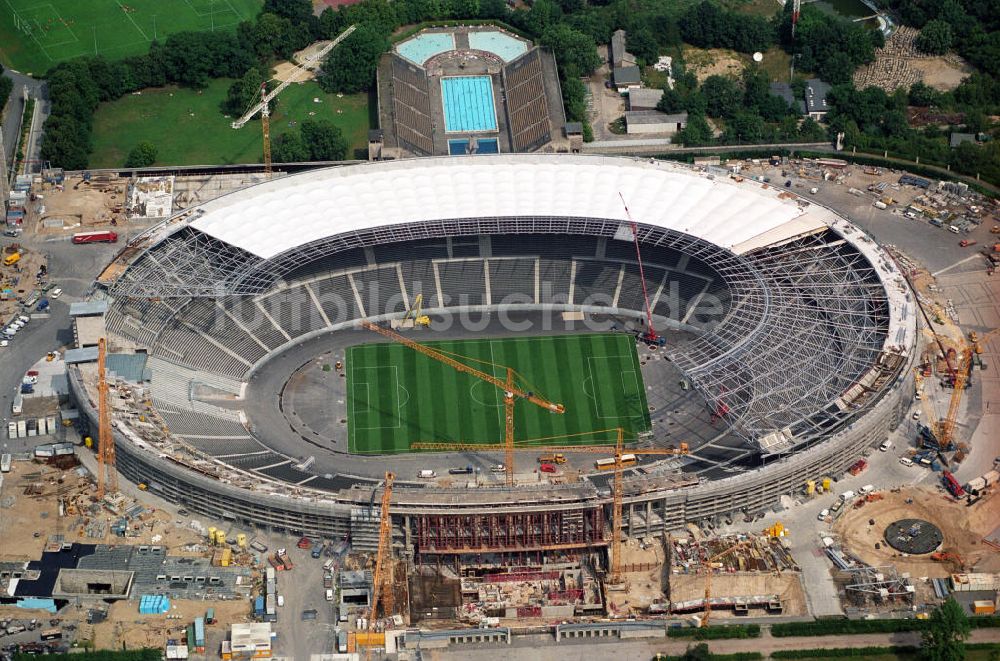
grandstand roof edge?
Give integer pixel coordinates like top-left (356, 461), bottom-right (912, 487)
top-left (188, 155), bottom-right (817, 260)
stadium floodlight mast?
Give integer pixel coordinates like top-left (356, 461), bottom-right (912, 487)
top-left (619, 192), bottom-right (662, 347)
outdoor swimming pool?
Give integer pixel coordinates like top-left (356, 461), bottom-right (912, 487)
top-left (441, 76), bottom-right (498, 133)
top-left (448, 138), bottom-right (499, 155)
top-left (396, 32), bottom-right (456, 65)
top-left (468, 30), bottom-right (528, 62)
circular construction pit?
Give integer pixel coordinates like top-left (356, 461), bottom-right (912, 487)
top-left (883, 519), bottom-right (943, 555)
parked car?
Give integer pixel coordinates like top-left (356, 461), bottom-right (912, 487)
top-left (49, 288), bottom-right (62, 299)
top-left (539, 463), bottom-right (557, 473)
top-left (817, 509), bottom-right (829, 520)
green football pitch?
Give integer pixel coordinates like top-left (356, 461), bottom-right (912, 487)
top-left (0, 0), bottom-right (262, 73)
top-left (346, 333), bottom-right (651, 454)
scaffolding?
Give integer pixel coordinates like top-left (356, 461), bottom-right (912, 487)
top-left (415, 508), bottom-right (605, 558)
top-left (842, 565), bottom-right (915, 607)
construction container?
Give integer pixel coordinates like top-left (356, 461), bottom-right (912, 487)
top-left (208, 527), bottom-right (217, 544)
top-left (805, 480), bottom-right (815, 495)
top-left (236, 533), bottom-right (248, 548)
top-left (822, 477), bottom-right (832, 491)
top-left (354, 632), bottom-right (385, 648)
top-left (138, 595), bottom-right (171, 614)
top-left (215, 529), bottom-right (228, 546)
top-left (973, 600), bottom-right (996, 615)
top-left (212, 548), bottom-right (232, 567)
top-left (194, 617), bottom-right (206, 651)
top-left (254, 596), bottom-right (265, 617)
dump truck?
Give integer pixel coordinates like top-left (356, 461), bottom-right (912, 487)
top-left (538, 453), bottom-right (566, 464)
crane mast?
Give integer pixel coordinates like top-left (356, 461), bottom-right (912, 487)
top-left (96, 338), bottom-right (118, 499)
top-left (366, 471), bottom-right (394, 659)
top-left (619, 193), bottom-right (660, 346)
top-left (260, 82), bottom-right (272, 177)
top-left (361, 320), bottom-right (565, 486)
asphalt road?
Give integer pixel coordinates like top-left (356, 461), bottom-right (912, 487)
top-left (0, 227), bottom-right (125, 454)
top-left (0, 70), bottom-right (46, 180)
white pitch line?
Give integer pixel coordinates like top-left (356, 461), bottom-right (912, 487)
top-left (932, 254), bottom-right (981, 277)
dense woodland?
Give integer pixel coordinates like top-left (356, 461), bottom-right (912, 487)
top-left (26, 0), bottom-right (1000, 186)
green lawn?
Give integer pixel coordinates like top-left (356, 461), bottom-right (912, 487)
top-left (0, 0), bottom-right (262, 74)
top-left (90, 78), bottom-right (371, 167)
top-left (346, 333), bottom-right (651, 455)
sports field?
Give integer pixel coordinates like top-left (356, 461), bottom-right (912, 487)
top-left (0, 0), bottom-right (262, 73)
top-left (346, 333), bottom-right (651, 454)
top-left (89, 78), bottom-right (371, 167)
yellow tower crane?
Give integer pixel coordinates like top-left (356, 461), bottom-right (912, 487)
top-left (230, 24), bottom-right (357, 176)
top-left (96, 337), bottom-right (118, 499)
top-left (413, 428), bottom-right (689, 584)
top-left (701, 541), bottom-right (749, 627)
top-left (361, 320), bottom-right (565, 486)
top-left (362, 471), bottom-right (394, 660)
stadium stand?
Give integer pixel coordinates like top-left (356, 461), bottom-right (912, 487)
top-left (391, 57), bottom-right (435, 155)
top-left (538, 259), bottom-right (573, 303)
top-left (312, 274), bottom-right (363, 324)
top-left (218, 297), bottom-right (289, 351)
top-left (436, 260), bottom-right (487, 306)
top-left (487, 258), bottom-right (536, 304)
top-left (502, 49), bottom-right (552, 152)
top-left (225, 453), bottom-right (289, 470)
top-left (373, 239), bottom-right (449, 263)
top-left (355, 266), bottom-right (406, 318)
top-left (572, 260), bottom-right (621, 307)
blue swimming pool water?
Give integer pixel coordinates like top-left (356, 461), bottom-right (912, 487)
top-left (396, 32), bottom-right (455, 65)
top-left (476, 138), bottom-right (499, 153)
top-left (468, 30), bottom-right (528, 62)
top-left (448, 139), bottom-right (470, 155)
top-left (441, 76), bottom-right (497, 133)
top-left (448, 138), bottom-right (500, 155)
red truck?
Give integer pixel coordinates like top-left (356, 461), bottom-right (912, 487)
top-left (72, 230), bottom-right (118, 244)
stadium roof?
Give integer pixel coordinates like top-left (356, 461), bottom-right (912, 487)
top-left (190, 155), bottom-right (824, 260)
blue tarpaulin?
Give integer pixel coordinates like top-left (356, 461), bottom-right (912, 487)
top-left (16, 598), bottom-right (57, 613)
top-left (139, 594), bottom-right (170, 614)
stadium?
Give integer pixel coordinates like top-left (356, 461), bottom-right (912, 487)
top-left (70, 154), bottom-right (917, 561)
top-left (374, 25), bottom-right (568, 157)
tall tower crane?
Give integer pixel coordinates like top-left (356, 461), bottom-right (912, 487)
top-left (791, 0), bottom-right (801, 38)
top-left (96, 338), bottom-right (118, 499)
top-left (369, 473), bottom-right (394, 624)
top-left (361, 320), bottom-right (565, 486)
top-left (619, 194), bottom-right (662, 346)
top-left (938, 347), bottom-right (973, 451)
top-left (230, 24), bottom-right (357, 174)
top-left (701, 541), bottom-right (748, 627)
top-left (413, 428), bottom-right (689, 584)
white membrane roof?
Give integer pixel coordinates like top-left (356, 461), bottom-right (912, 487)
top-left (190, 155), bottom-right (825, 260)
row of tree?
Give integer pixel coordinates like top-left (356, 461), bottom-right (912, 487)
top-left (0, 64), bottom-right (13, 114)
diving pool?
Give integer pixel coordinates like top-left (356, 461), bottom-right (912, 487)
top-left (448, 138), bottom-right (499, 155)
top-left (441, 76), bottom-right (498, 133)
top-left (468, 30), bottom-right (528, 62)
top-left (396, 32), bottom-right (456, 65)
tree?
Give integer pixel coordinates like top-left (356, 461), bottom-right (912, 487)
top-left (124, 141), bottom-right (158, 168)
top-left (263, 0), bottom-right (314, 24)
top-left (676, 112), bottom-right (713, 146)
top-left (222, 68), bottom-right (265, 118)
top-left (0, 64), bottom-right (12, 111)
top-left (921, 598), bottom-right (970, 661)
top-left (300, 119), bottom-right (348, 160)
top-left (628, 28), bottom-right (658, 66)
top-left (271, 132), bottom-right (310, 163)
top-left (916, 19), bottom-right (954, 54)
top-left (540, 24), bottom-right (600, 78)
top-left (657, 87), bottom-right (685, 114)
top-left (725, 111), bottom-right (765, 143)
top-left (909, 81), bottom-right (942, 107)
top-left (701, 75), bottom-right (742, 119)
top-left (316, 26), bottom-right (388, 93)
top-left (680, 643), bottom-right (711, 661)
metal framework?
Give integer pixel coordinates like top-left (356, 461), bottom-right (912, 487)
top-left (106, 217), bottom-right (895, 457)
top-left (415, 508), bottom-right (605, 557)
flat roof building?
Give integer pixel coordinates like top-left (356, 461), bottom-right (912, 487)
top-left (613, 65), bottom-right (642, 92)
top-left (804, 79), bottom-right (832, 120)
top-left (625, 110), bottom-right (688, 135)
top-left (628, 88), bottom-right (664, 111)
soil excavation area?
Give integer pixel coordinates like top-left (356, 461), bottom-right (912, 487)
top-left (834, 486), bottom-right (1000, 577)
